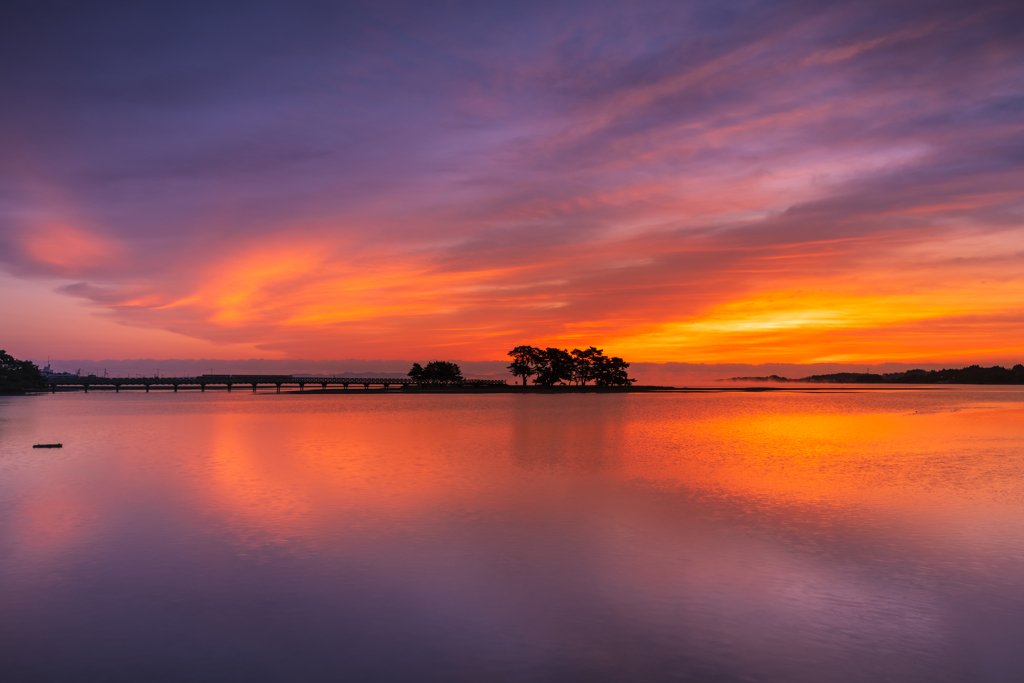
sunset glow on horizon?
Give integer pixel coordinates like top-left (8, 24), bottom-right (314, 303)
top-left (2, 1), bottom-right (1022, 364)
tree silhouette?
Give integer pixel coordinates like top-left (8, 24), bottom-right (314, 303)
top-left (506, 344), bottom-right (636, 387)
top-left (507, 345), bottom-right (544, 385)
top-left (534, 348), bottom-right (575, 385)
top-left (409, 360), bottom-right (463, 382)
top-left (0, 350), bottom-right (46, 393)
top-left (592, 354), bottom-right (634, 386)
top-left (570, 346), bottom-right (602, 385)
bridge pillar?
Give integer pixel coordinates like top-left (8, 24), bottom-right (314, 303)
top-left (363, 383), bottom-right (370, 389)
top-left (200, 384), bottom-right (206, 392)
top-left (321, 383), bottom-right (327, 391)
top-left (383, 383), bottom-right (390, 390)
top-left (51, 384), bottom-right (56, 393)
top-left (342, 383), bottom-right (349, 389)
top-left (115, 384), bottom-right (121, 393)
top-left (276, 383), bottom-right (281, 393)
top-left (252, 383), bottom-right (258, 393)
top-left (84, 384), bottom-right (89, 393)
top-left (145, 384), bottom-right (149, 393)
top-left (227, 383), bottom-right (232, 392)
top-left (173, 383), bottom-right (178, 392)
top-left (299, 383), bottom-right (304, 392)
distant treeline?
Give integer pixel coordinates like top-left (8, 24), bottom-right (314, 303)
top-left (0, 350), bottom-right (47, 394)
top-left (729, 364), bottom-right (1024, 384)
top-left (507, 345), bottom-right (635, 386)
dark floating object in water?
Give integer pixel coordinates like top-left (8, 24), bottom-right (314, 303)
top-left (33, 443), bottom-right (63, 449)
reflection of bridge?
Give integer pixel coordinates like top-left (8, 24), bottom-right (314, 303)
top-left (45, 375), bottom-right (507, 393)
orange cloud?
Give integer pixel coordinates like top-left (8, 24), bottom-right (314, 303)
top-left (606, 284), bottom-right (1024, 364)
top-left (29, 216), bottom-right (1022, 365)
top-left (21, 222), bottom-right (124, 276)
top-left (4, 2), bottom-right (1021, 366)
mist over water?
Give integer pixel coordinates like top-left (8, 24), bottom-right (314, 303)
top-left (1, 389), bottom-right (1023, 681)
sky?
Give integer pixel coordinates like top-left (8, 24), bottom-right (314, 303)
top-left (1, 0), bottom-right (1023, 365)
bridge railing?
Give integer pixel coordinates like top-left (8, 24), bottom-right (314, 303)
top-left (45, 375), bottom-right (507, 389)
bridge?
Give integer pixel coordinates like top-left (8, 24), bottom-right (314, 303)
top-left (45, 374), bottom-right (507, 393)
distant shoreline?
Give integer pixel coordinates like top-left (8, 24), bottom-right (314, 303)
top-left (726, 364), bottom-right (1024, 385)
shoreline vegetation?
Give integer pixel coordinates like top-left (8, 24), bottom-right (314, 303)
top-left (0, 350), bottom-right (47, 394)
top-left (726, 364), bottom-right (1024, 384)
top-left (8, 348), bottom-right (1024, 394)
top-left (506, 345), bottom-right (635, 386)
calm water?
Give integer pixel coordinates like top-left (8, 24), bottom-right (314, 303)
top-left (1, 389), bottom-right (1023, 682)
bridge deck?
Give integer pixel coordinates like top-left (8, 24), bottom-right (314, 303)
top-left (45, 375), bottom-right (506, 392)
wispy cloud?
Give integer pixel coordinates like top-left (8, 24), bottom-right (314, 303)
top-left (1, 0), bottom-right (1022, 361)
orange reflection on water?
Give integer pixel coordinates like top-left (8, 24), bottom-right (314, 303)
top-left (5, 390), bottom-right (1024, 681)
top-left (194, 401), bottom-right (520, 544)
top-left (7, 489), bottom-right (97, 565)
top-left (618, 396), bottom-right (1024, 511)
top-left (76, 390), bottom-right (1018, 575)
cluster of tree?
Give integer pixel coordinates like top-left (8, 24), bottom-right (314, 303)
top-left (0, 350), bottom-right (47, 393)
top-left (507, 345), bottom-right (635, 386)
top-left (408, 360), bottom-right (463, 382)
top-left (729, 364), bottom-right (1024, 385)
top-left (803, 365), bottom-right (1024, 384)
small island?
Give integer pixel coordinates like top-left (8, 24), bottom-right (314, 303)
top-left (505, 345), bottom-right (634, 386)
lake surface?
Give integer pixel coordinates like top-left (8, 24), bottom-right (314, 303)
top-left (1, 388), bottom-right (1023, 682)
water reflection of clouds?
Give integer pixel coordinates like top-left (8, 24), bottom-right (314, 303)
top-left (5, 393), bottom-right (1023, 679)
top-left (619, 397), bottom-right (1024, 506)
top-left (509, 395), bottom-right (631, 472)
